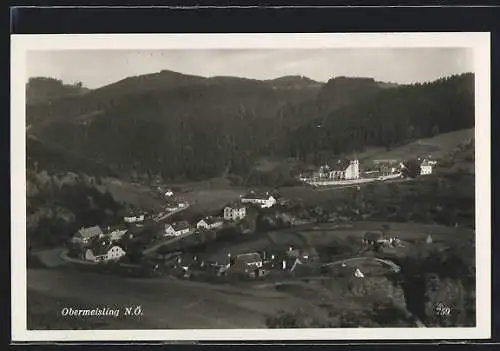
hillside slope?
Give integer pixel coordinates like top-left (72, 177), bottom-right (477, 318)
top-left (356, 128), bottom-right (474, 162)
top-left (287, 73), bottom-right (474, 163)
top-left (26, 71), bottom-right (474, 182)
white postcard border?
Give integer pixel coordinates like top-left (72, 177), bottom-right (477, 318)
top-left (11, 32), bottom-right (491, 342)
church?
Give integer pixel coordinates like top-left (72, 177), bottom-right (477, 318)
top-left (319, 159), bottom-right (360, 180)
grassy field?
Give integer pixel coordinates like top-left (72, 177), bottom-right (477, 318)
top-left (100, 176), bottom-right (245, 215)
top-left (27, 267), bottom-right (328, 329)
top-left (356, 128), bottom-right (474, 162)
top-left (101, 178), bottom-right (164, 210)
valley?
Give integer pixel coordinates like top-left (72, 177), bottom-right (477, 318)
top-left (24, 69), bottom-right (476, 331)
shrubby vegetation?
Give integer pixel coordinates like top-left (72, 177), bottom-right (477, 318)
top-left (303, 172), bottom-right (474, 229)
top-left (26, 170), bottom-right (124, 250)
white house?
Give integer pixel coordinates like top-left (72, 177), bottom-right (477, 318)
top-left (85, 244), bottom-right (126, 263)
top-left (164, 189), bottom-right (174, 197)
top-left (420, 160), bottom-right (433, 175)
top-left (165, 221), bottom-right (191, 237)
top-left (224, 204), bottom-right (247, 221)
top-left (196, 217), bottom-right (223, 230)
top-left (328, 159), bottom-right (360, 180)
top-left (72, 226), bottom-right (103, 245)
top-left (240, 191), bottom-right (276, 208)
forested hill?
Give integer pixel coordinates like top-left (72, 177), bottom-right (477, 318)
top-left (26, 71), bottom-right (474, 182)
top-left (285, 73), bottom-right (474, 164)
top-left (26, 77), bottom-right (90, 105)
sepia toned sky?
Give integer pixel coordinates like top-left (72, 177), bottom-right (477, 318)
top-left (27, 48), bottom-right (474, 89)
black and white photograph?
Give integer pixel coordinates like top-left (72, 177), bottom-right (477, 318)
top-left (11, 33), bottom-right (491, 341)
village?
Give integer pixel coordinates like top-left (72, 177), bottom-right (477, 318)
top-left (64, 156), bottom-right (438, 283)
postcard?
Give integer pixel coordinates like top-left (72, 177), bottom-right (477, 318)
top-left (11, 32), bottom-right (491, 342)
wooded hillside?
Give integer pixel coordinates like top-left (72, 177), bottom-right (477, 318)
top-left (26, 71), bottom-right (474, 182)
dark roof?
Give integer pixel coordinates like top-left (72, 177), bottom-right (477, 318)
top-left (331, 159), bottom-right (352, 171)
top-left (169, 221), bottom-right (190, 232)
top-left (89, 240), bottom-right (124, 256)
top-left (76, 226), bottom-right (103, 239)
top-left (236, 252), bottom-right (262, 264)
top-left (241, 191), bottom-right (271, 200)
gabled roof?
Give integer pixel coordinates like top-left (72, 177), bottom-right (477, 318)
top-left (421, 160), bottom-right (433, 167)
top-left (167, 221), bottom-right (190, 232)
top-left (236, 252), bottom-right (262, 264)
top-left (89, 239), bottom-right (124, 256)
top-left (77, 226), bottom-right (103, 239)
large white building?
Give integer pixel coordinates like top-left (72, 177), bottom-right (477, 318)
top-left (240, 191), bottom-right (276, 208)
top-left (327, 159), bottom-right (360, 180)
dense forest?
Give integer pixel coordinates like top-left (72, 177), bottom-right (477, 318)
top-left (286, 74), bottom-right (474, 164)
top-left (26, 71), bottom-right (474, 182)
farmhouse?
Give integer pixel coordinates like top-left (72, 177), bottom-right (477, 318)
top-left (224, 204), bottom-right (247, 221)
top-left (230, 252), bottom-right (263, 277)
top-left (165, 221), bottom-right (191, 237)
top-left (240, 191), bottom-right (276, 208)
top-left (73, 226), bottom-right (104, 244)
top-left (84, 242), bottom-right (126, 263)
top-left (420, 160), bottom-right (433, 175)
top-left (196, 217), bottom-right (223, 230)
